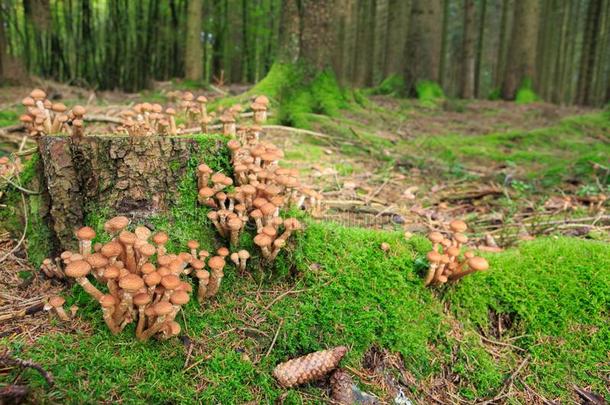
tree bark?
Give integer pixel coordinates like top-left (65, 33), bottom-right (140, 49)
top-left (36, 135), bottom-right (226, 251)
top-left (460, 0), bottom-right (476, 98)
top-left (384, 0), bottom-right (410, 78)
top-left (474, 0), bottom-right (487, 97)
top-left (576, 0), bottom-right (603, 105)
top-left (185, 0), bottom-right (203, 81)
top-left (502, 0), bottom-right (540, 100)
top-left (278, 0), bottom-right (301, 64)
top-left (438, 0), bottom-right (449, 88)
top-left (373, 0), bottom-right (389, 84)
top-left (404, 0), bottom-right (442, 92)
top-left (494, 0), bottom-right (511, 89)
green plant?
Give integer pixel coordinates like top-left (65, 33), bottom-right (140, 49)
top-left (515, 78), bottom-right (539, 104)
top-left (415, 80), bottom-right (444, 107)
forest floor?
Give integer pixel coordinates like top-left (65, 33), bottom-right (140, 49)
top-left (0, 81), bottom-right (609, 404)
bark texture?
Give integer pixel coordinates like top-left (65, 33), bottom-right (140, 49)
top-left (37, 135), bottom-right (225, 251)
top-left (185, 0), bottom-right (203, 81)
top-left (460, 0), bottom-right (477, 98)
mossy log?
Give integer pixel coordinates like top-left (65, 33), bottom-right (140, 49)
top-left (36, 134), bottom-right (228, 251)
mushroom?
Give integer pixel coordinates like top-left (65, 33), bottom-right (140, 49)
top-left (139, 301), bottom-right (173, 341)
top-left (227, 217), bottom-right (243, 246)
top-left (65, 260), bottom-right (104, 300)
top-left (133, 292), bottom-right (152, 338)
top-left (152, 232), bottom-right (169, 256)
top-left (118, 231), bottom-right (138, 273)
top-left (206, 256), bottom-right (225, 297)
top-left (425, 251), bottom-right (442, 286)
top-left (99, 294), bottom-right (121, 335)
top-left (75, 226), bottom-right (96, 257)
top-left (237, 250), bottom-right (250, 273)
top-left (380, 242), bottom-right (390, 253)
top-left (187, 240), bottom-right (200, 258)
top-left (160, 274), bottom-right (181, 301)
top-left (277, 218), bottom-right (301, 243)
top-left (449, 256), bottom-right (489, 281)
top-left (168, 290), bottom-right (190, 321)
top-left (268, 238), bottom-right (286, 262)
top-left (118, 273), bottom-right (144, 325)
top-left (253, 233), bottom-right (272, 258)
top-left (449, 220), bottom-right (468, 234)
top-left (195, 269), bottom-right (210, 304)
top-left (48, 295), bottom-right (70, 321)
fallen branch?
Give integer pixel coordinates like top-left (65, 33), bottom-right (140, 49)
top-left (0, 354), bottom-right (54, 386)
top-left (264, 319), bottom-right (284, 358)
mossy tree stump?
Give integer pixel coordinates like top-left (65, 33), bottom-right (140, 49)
top-left (36, 134), bottom-right (229, 252)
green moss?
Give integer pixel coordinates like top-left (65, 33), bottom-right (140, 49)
top-left (446, 237), bottom-right (610, 398)
top-left (370, 75), bottom-right (405, 96)
top-left (0, 110), bottom-right (18, 127)
top-left (415, 80), bottom-right (444, 107)
top-left (515, 78), bottom-right (539, 104)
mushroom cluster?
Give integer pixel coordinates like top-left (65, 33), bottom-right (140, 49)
top-left (424, 220), bottom-right (490, 285)
top-left (19, 89), bottom-right (86, 138)
top-left (41, 216), bottom-right (229, 341)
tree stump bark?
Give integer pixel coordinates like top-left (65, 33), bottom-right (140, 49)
top-left (36, 135), bottom-right (226, 251)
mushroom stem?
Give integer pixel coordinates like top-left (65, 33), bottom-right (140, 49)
top-left (424, 264), bottom-right (437, 286)
top-left (54, 306), bottom-right (70, 321)
top-left (139, 316), bottom-right (167, 341)
top-left (135, 306), bottom-right (147, 338)
top-left (101, 306), bottom-right (121, 335)
top-left (76, 277), bottom-right (104, 300)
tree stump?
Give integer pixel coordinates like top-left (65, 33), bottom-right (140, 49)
top-left (35, 134), bottom-right (228, 252)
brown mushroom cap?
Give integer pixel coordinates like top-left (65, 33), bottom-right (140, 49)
top-left (153, 301), bottom-right (173, 316)
top-left (199, 187), bottom-right (215, 198)
top-left (49, 296), bottom-right (65, 307)
top-left (165, 320), bottom-right (181, 335)
top-left (119, 274), bottom-right (144, 292)
top-left (284, 218), bottom-right (301, 231)
top-left (454, 233), bottom-right (469, 244)
top-left (30, 89), bottom-right (46, 100)
top-left (52, 103), bottom-right (67, 113)
top-left (254, 95), bottom-right (269, 106)
top-left (227, 218), bottom-right (242, 231)
top-left (253, 233), bottom-right (272, 248)
top-left (103, 266), bottom-right (120, 280)
top-left (187, 240), bottom-right (200, 250)
top-left (464, 251), bottom-right (475, 259)
top-left (208, 256), bottom-right (226, 270)
top-left (139, 243), bottom-right (156, 257)
top-left (468, 257), bottom-right (489, 271)
top-left (170, 290), bottom-right (190, 305)
top-left (72, 105), bottom-right (87, 116)
top-left (99, 294), bottom-right (117, 308)
top-left (447, 247), bottom-right (460, 257)
top-left (76, 226), bottom-right (96, 241)
top-left (65, 260), bottom-right (92, 278)
top-left (105, 216), bottom-right (129, 232)
top-left (161, 274), bottom-right (181, 290)
top-left (260, 202), bottom-right (276, 216)
top-left (87, 253), bottom-right (109, 269)
top-left (449, 220), bottom-right (468, 233)
top-left (133, 292), bottom-right (151, 306)
top-left (152, 232), bottom-right (169, 245)
top-left (428, 232), bottom-right (444, 244)
top-left (141, 263), bottom-right (156, 274)
top-left (191, 259), bottom-right (205, 270)
top-left (427, 251), bottom-right (442, 263)
top-left (101, 241), bottom-right (123, 258)
top-left (237, 250), bottom-right (250, 260)
top-left (119, 231), bottom-right (137, 246)
top-left (144, 271), bottom-right (162, 287)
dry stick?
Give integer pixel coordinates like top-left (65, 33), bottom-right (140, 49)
top-left (0, 193), bottom-right (27, 264)
top-left (263, 287), bottom-right (306, 311)
top-left (0, 354), bottom-right (54, 386)
top-left (264, 319), bottom-right (284, 358)
top-left (0, 176), bottom-right (39, 194)
top-left (477, 333), bottom-right (527, 352)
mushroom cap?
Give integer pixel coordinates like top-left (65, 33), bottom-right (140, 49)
top-left (170, 290), bottom-right (190, 305)
top-left (164, 320), bottom-right (181, 336)
top-left (52, 102), bottom-right (67, 113)
top-left (158, 266), bottom-right (171, 277)
top-left (447, 247), bottom-right (460, 257)
top-left (87, 253), bottom-right (108, 268)
top-left (105, 216), bottom-right (129, 232)
top-left (144, 271), bottom-right (162, 286)
top-left (157, 255), bottom-right (172, 267)
top-left (30, 88), bottom-right (46, 99)
top-left (217, 247), bottom-right (229, 257)
top-left (227, 139), bottom-right (241, 151)
top-left (138, 243), bottom-right (156, 257)
top-left (176, 281), bottom-right (193, 293)
top-left (191, 259), bottom-right (205, 270)
top-left (99, 294), bottom-right (117, 308)
top-left (103, 266), bottom-right (120, 279)
top-left (187, 240), bottom-right (200, 250)
top-left (161, 274), bottom-right (181, 290)
top-left (20, 114), bottom-right (33, 123)
top-left (273, 238), bottom-right (286, 248)
top-left (134, 226), bottom-right (152, 241)
top-left (250, 209), bottom-right (263, 219)
top-left (141, 262), bottom-right (156, 274)
top-left (427, 251), bottom-right (442, 263)
top-left (119, 274), bottom-right (144, 291)
top-left (428, 231), bottom-right (444, 244)
top-left (195, 269), bottom-right (209, 280)
top-left (464, 251), bottom-right (475, 259)
top-left (153, 301), bottom-right (173, 316)
top-left (227, 218), bottom-right (242, 231)
top-left (76, 226), bottom-right (96, 241)
top-left (22, 97), bottom-right (35, 107)
top-left (454, 233), bottom-right (468, 244)
top-left (468, 257), bottom-right (489, 271)
top-left (254, 95), bottom-right (269, 106)
top-left (49, 295), bottom-right (65, 307)
top-left (165, 107), bottom-right (176, 115)
top-left (199, 187), bottom-right (215, 198)
top-left (262, 226), bottom-right (277, 238)
top-left (197, 163), bottom-right (212, 174)
top-left (65, 260), bottom-right (91, 278)
top-left (237, 250), bottom-right (250, 260)
top-left (284, 218), bottom-right (301, 231)
top-left (101, 241), bottom-right (123, 258)
top-left (208, 256), bottom-right (225, 270)
top-left (449, 220), bottom-right (468, 233)
top-left (152, 232), bottom-right (169, 245)
top-left (119, 231), bottom-right (137, 246)
top-left (260, 202), bottom-right (276, 216)
top-left (72, 105), bottom-right (86, 116)
top-left (253, 233), bottom-right (272, 247)
top-left (196, 95), bottom-right (208, 103)
top-left (133, 292), bottom-right (151, 306)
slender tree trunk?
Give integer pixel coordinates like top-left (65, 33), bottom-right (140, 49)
top-left (0, 3), bottom-right (6, 79)
top-left (185, 0), bottom-right (203, 81)
top-left (404, 0), bottom-right (442, 92)
top-left (576, 0), bottom-right (603, 105)
top-left (494, 0), bottom-right (511, 89)
top-left (384, 0), bottom-right (410, 77)
top-left (502, 0), bottom-right (540, 100)
top-left (474, 0), bottom-right (487, 97)
top-left (438, 0), bottom-right (449, 88)
top-left (460, 0), bottom-right (476, 98)
top-left (373, 0), bottom-right (388, 84)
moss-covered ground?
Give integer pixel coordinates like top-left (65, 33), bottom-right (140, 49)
top-left (1, 221), bottom-right (609, 403)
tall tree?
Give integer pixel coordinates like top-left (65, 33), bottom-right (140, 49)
top-left (474, 0), bottom-right (487, 97)
top-left (438, 0), bottom-right (450, 88)
top-left (502, 0), bottom-right (540, 99)
top-left (494, 0), bottom-right (511, 89)
top-left (576, 0), bottom-right (603, 105)
top-left (404, 0), bottom-right (442, 92)
top-left (185, 0), bottom-right (203, 81)
top-left (384, 0), bottom-right (411, 78)
top-left (373, 0), bottom-right (389, 84)
top-left (460, 0), bottom-right (476, 98)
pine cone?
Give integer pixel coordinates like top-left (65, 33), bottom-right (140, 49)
top-left (330, 369), bottom-right (355, 404)
top-left (273, 346), bottom-right (348, 388)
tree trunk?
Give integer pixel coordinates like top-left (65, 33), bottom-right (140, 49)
top-left (438, 0), bottom-right (449, 88)
top-left (460, 0), bottom-right (476, 98)
top-left (494, 0), bottom-right (511, 89)
top-left (384, 0), bottom-right (410, 77)
top-left (576, 0), bottom-right (603, 105)
top-left (373, 0), bottom-right (389, 84)
top-left (502, 0), bottom-right (540, 100)
top-left (474, 0), bottom-right (487, 97)
top-left (278, 0), bottom-right (301, 64)
top-left (185, 0), bottom-right (203, 81)
top-left (404, 0), bottom-right (442, 92)
top-left (36, 135), bottom-right (227, 251)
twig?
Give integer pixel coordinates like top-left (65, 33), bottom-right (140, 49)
top-left (262, 124), bottom-right (332, 139)
top-left (264, 319), bottom-right (284, 358)
top-left (264, 287), bottom-right (306, 310)
top-left (0, 176), bottom-right (39, 195)
top-left (478, 332), bottom-right (526, 352)
top-left (0, 354), bottom-right (54, 386)
top-left (478, 355), bottom-right (530, 405)
top-left (0, 193), bottom-right (28, 264)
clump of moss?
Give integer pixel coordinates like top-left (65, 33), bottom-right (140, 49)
top-left (415, 80), bottom-right (444, 107)
top-left (371, 75), bottom-right (405, 96)
top-left (515, 78), bottom-right (539, 104)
